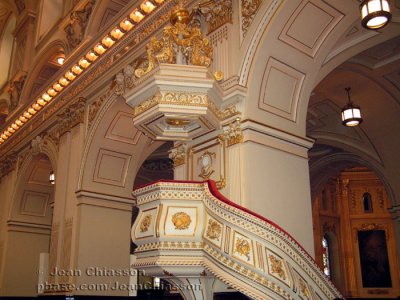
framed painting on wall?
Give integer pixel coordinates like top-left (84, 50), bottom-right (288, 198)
top-left (357, 230), bottom-right (392, 288)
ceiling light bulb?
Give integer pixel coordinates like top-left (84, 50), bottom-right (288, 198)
top-left (57, 56), bottom-right (65, 65)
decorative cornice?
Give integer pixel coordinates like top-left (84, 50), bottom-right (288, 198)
top-left (0, 0), bottom-right (175, 153)
top-left (57, 97), bottom-right (86, 136)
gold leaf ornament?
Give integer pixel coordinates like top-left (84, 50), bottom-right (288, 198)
top-left (172, 211), bottom-right (192, 230)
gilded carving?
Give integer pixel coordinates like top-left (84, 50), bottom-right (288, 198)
top-left (133, 91), bottom-right (208, 117)
top-left (7, 74), bottom-right (26, 112)
top-left (0, 153), bottom-right (18, 180)
top-left (235, 238), bottom-right (251, 261)
top-left (114, 64), bottom-right (137, 96)
top-left (298, 278), bottom-right (310, 299)
top-left (198, 151), bottom-right (216, 180)
top-left (140, 215), bottom-right (152, 233)
top-left (198, 0), bottom-right (232, 33)
top-left (268, 255), bottom-right (286, 280)
top-left (88, 96), bottom-right (106, 129)
top-left (134, 1), bottom-right (212, 78)
top-left (133, 92), bottom-right (162, 116)
top-left (65, 0), bottom-right (95, 48)
top-left (31, 135), bottom-right (44, 155)
top-left (169, 144), bottom-right (187, 167)
top-left (241, 0), bottom-right (262, 36)
top-left (171, 211), bottom-right (192, 230)
top-left (224, 118), bottom-right (243, 146)
top-left (57, 97), bottom-right (86, 135)
top-left (206, 218), bottom-right (222, 241)
top-left (208, 101), bottom-right (240, 121)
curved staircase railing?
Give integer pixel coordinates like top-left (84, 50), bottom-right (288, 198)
top-left (131, 180), bottom-right (343, 300)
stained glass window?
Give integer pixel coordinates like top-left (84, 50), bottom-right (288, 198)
top-left (322, 236), bottom-right (331, 278)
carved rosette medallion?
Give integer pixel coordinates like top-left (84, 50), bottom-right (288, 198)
top-left (140, 215), bottom-right (152, 233)
top-left (172, 212), bottom-right (192, 230)
top-left (235, 238), bottom-right (251, 261)
top-left (206, 219), bottom-right (222, 241)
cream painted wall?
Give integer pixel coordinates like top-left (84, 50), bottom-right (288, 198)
top-left (1, 231), bottom-right (50, 296)
top-left (74, 203), bottom-right (132, 296)
top-left (240, 141), bottom-right (315, 256)
top-left (0, 15), bottom-right (15, 88)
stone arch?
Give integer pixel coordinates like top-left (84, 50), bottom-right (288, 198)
top-left (20, 39), bottom-right (68, 106)
top-left (238, 0), bottom-right (398, 136)
top-left (2, 151), bottom-right (55, 296)
top-left (309, 151), bottom-right (396, 207)
top-left (64, 89), bottom-right (170, 295)
top-left (79, 93), bottom-right (164, 196)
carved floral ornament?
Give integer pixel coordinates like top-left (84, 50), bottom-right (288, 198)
top-left (235, 237), bottom-right (251, 261)
top-left (140, 215), bottom-right (152, 232)
top-left (268, 254), bottom-right (286, 280)
top-left (171, 211), bottom-right (192, 230)
top-left (206, 218), bottom-right (222, 241)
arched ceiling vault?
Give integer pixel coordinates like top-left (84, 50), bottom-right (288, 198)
top-left (308, 37), bottom-right (400, 207)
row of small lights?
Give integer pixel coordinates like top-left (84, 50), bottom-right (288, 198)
top-left (0, 0), bottom-right (163, 145)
